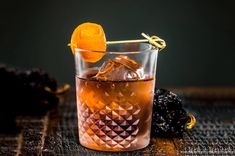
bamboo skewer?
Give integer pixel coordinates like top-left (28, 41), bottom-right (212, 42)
top-left (106, 39), bottom-right (150, 44)
top-left (107, 33), bottom-right (166, 50)
top-left (68, 33), bottom-right (166, 51)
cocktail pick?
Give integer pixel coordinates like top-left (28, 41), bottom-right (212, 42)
top-left (106, 33), bottom-right (166, 51)
top-left (68, 33), bottom-right (166, 51)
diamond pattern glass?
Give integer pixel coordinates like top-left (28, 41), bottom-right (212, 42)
top-left (76, 78), bottom-right (154, 151)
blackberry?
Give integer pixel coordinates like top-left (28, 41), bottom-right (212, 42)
top-left (0, 64), bottom-right (70, 133)
top-left (151, 89), bottom-right (196, 137)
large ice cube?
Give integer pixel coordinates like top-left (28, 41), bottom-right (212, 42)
top-left (94, 55), bottom-right (144, 81)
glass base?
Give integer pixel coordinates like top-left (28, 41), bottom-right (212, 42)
top-left (79, 137), bottom-right (150, 152)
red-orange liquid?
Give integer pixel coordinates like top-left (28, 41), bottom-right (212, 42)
top-left (76, 72), bottom-right (155, 151)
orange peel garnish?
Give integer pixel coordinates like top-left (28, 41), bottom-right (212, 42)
top-left (70, 22), bottom-right (106, 62)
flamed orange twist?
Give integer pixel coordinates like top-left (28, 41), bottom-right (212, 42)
top-left (70, 22), bottom-right (106, 62)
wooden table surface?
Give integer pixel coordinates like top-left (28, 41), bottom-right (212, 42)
top-left (1, 87), bottom-right (235, 156)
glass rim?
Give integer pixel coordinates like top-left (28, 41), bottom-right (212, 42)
top-left (74, 43), bottom-right (158, 54)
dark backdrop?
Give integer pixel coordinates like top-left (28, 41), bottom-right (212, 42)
top-left (1, 0), bottom-right (235, 87)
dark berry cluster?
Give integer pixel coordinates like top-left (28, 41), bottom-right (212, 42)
top-left (0, 64), bottom-right (61, 132)
top-left (151, 89), bottom-right (191, 137)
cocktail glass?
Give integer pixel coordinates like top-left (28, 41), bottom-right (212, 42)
top-left (74, 43), bottom-right (158, 151)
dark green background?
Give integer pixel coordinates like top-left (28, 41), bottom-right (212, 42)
top-left (1, 0), bottom-right (235, 87)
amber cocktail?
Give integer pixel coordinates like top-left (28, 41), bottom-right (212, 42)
top-left (75, 43), bottom-right (158, 151)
